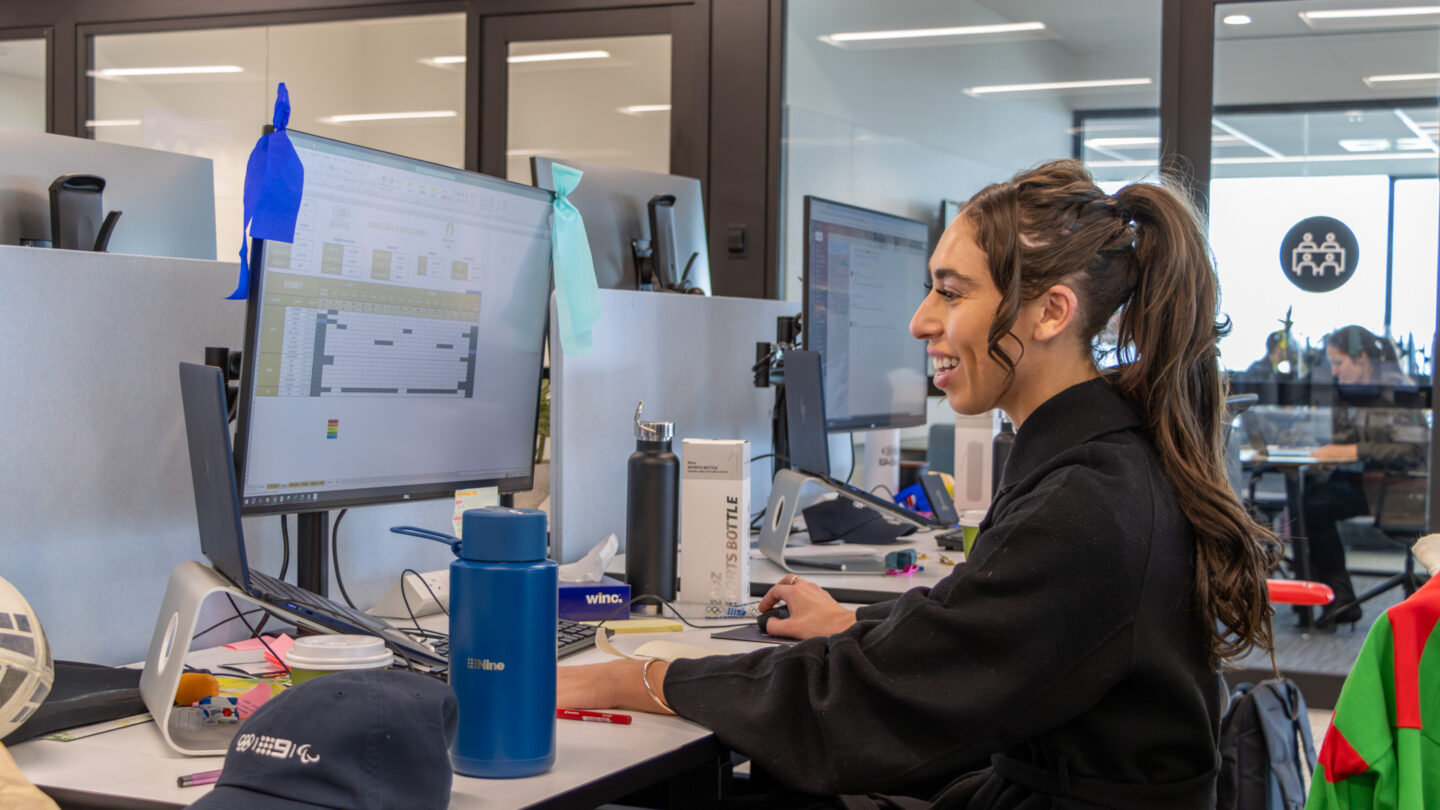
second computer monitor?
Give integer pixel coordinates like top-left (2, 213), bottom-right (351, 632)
top-left (530, 157), bottom-right (710, 295)
top-left (234, 130), bottom-right (554, 513)
top-left (802, 196), bottom-right (930, 432)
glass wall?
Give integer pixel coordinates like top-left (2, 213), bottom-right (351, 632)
top-left (0, 37), bottom-right (45, 131)
top-left (504, 35), bottom-right (671, 184)
top-left (1214, 0), bottom-right (1437, 643)
top-left (91, 14), bottom-right (466, 256)
top-left (783, 0), bottom-right (1162, 305)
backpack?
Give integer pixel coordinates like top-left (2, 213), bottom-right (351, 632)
top-left (1217, 679), bottom-right (1317, 810)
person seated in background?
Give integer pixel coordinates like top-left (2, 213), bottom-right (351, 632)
top-left (1302, 324), bottom-right (1428, 629)
top-left (1243, 329), bottom-right (1299, 381)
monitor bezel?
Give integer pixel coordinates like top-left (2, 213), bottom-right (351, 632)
top-left (234, 129), bottom-right (554, 516)
top-left (801, 194), bottom-right (930, 433)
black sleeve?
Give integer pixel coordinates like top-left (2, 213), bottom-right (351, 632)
top-left (663, 462), bottom-right (1150, 795)
top-left (854, 597), bottom-right (902, 623)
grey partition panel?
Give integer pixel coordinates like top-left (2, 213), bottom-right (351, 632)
top-left (0, 127), bottom-right (216, 260)
top-left (550, 289), bottom-right (797, 563)
top-left (0, 247), bottom-right (244, 664)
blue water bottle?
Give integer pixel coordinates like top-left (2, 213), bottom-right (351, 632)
top-left (448, 506), bottom-right (557, 778)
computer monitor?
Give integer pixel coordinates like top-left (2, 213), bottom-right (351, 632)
top-left (233, 131), bottom-right (553, 574)
top-left (802, 196), bottom-right (930, 432)
top-left (940, 198), bottom-right (964, 233)
top-left (530, 157), bottom-right (710, 294)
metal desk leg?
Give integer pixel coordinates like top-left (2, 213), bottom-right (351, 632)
top-left (1289, 465), bottom-right (1313, 629)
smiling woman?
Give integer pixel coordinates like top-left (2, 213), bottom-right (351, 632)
top-left (558, 159), bottom-right (1282, 809)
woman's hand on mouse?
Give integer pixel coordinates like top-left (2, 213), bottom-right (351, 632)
top-left (756, 577), bottom-right (856, 639)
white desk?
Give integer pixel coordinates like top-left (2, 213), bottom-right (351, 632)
top-left (611, 529), bottom-right (961, 607)
top-left (11, 622), bottom-right (776, 810)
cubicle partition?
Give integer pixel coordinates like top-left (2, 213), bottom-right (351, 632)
top-left (0, 127), bottom-right (217, 259)
top-left (549, 289), bottom-right (797, 563)
top-left (0, 247), bottom-right (244, 664)
top-left (0, 247), bottom-right (462, 666)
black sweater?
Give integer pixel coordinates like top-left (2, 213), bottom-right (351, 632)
top-left (664, 377), bottom-right (1223, 809)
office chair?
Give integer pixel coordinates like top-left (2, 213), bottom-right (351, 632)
top-left (1329, 472), bottom-right (1430, 618)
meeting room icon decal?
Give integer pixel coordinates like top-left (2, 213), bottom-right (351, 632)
top-left (1278, 215), bottom-right (1358, 293)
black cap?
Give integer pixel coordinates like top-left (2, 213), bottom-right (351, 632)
top-left (188, 669), bottom-right (457, 810)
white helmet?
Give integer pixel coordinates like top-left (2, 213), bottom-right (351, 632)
top-left (0, 576), bottom-right (53, 740)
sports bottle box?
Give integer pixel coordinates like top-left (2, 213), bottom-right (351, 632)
top-left (678, 439), bottom-right (750, 610)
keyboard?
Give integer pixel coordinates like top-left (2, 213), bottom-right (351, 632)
top-left (934, 528), bottom-right (967, 550)
top-left (426, 618), bottom-right (598, 661)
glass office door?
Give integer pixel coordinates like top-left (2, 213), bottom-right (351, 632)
top-left (0, 34), bottom-right (46, 131)
top-left (478, 7), bottom-right (705, 187)
top-left (1213, 0), bottom-right (1438, 670)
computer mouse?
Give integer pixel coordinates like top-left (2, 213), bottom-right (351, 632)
top-left (757, 606), bottom-right (789, 635)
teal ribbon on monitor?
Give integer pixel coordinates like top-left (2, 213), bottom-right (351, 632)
top-left (549, 163), bottom-right (601, 356)
top-left (229, 83), bottom-right (305, 300)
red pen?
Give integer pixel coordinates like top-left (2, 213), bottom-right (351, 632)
top-left (177, 768), bottom-right (223, 787)
top-left (557, 708), bottom-right (632, 725)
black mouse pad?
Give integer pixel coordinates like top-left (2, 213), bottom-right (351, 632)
top-left (711, 626), bottom-right (801, 645)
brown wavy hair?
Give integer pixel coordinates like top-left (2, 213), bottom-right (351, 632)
top-left (963, 159), bottom-right (1280, 665)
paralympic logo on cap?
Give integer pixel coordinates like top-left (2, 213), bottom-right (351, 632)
top-left (235, 733), bottom-right (322, 764)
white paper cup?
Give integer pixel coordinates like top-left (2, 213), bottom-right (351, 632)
top-left (285, 635), bottom-right (392, 684)
top-left (958, 509), bottom-right (986, 555)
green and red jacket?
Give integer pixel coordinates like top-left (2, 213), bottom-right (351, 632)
top-left (1306, 576), bottom-right (1440, 809)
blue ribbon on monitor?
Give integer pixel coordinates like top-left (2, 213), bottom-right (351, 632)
top-left (549, 163), bottom-right (601, 356)
top-left (229, 83), bottom-right (305, 300)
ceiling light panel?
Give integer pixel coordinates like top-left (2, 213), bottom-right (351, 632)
top-left (964, 78), bottom-right (1151, 97)
top-left (319, 110), bottom-right (458, 124)
top-left (1299, 6), bottom-right (1440, 29)
top-left (89, 65), bottom-right (244, 78)
top-left (507, 50), bottom-right (611, 64)
top-left (820, 21), bottom-right (1051, 49)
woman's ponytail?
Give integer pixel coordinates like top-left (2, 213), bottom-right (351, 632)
top-left (1113, 181), bottom-right (1281, 664)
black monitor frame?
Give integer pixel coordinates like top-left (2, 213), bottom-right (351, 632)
top-left (232, 131), bottom-right (553, 592)
top-left (801, 195), bottom-right (930, 433)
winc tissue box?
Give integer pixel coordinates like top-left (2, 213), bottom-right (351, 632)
top-left (558, 577), bottom-right (631, 621)
top-left (678, 439), bottom-right (750, 610)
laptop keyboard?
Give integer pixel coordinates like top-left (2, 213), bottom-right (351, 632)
top-left (251, 570), bottom-right (597, 667)
top-left (428, 618), bottom-right (597, 660)
top-left (254, 570), bottom-right (389, 633)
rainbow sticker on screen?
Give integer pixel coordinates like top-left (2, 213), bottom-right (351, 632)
top-left (326, 419), bottom-right (339, 439)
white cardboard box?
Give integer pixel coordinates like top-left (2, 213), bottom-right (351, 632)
top-left (678, 439), bottom-right (750, 609)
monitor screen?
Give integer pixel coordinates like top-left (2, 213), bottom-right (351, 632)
top-left (234, 130), bottom-right (554, 513)
top-left (802, 196), bottom-right (930, 432)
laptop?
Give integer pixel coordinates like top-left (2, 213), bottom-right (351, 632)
top-left (1238, 404), bottom-right (1331, 460)
top-left (178, 362), bottom-right (449, 668)
top-left (775, 351), bottom-right (943, 573)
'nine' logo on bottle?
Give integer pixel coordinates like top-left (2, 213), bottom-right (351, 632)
top-left (467, 658), bottom-right (506, 671)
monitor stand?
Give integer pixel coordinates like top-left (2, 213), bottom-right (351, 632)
top-left (757, 469), bottom-right (923, 575)
top-left (139, 561), bottom-right (328, 755)
top-left (294, 511), bottom-right (329, 596)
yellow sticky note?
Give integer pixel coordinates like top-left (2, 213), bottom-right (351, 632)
top-left (582, 618), bottom-right (683, 634)
top-left (453, 487), bottom-right (500, 536)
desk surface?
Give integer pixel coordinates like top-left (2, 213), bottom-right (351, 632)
top-left (11, 622), bottom-right (777, 810)
top-left (612, 529), bottom-right (960, 606)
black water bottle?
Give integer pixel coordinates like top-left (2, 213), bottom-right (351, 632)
top-left (991, 415), bottom-right (1015, 497)
top-left (626, 401), bottom-right (679, 615)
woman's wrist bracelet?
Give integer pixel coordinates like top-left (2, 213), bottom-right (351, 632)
top-left (640, 658), bottom-right (673, 714)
